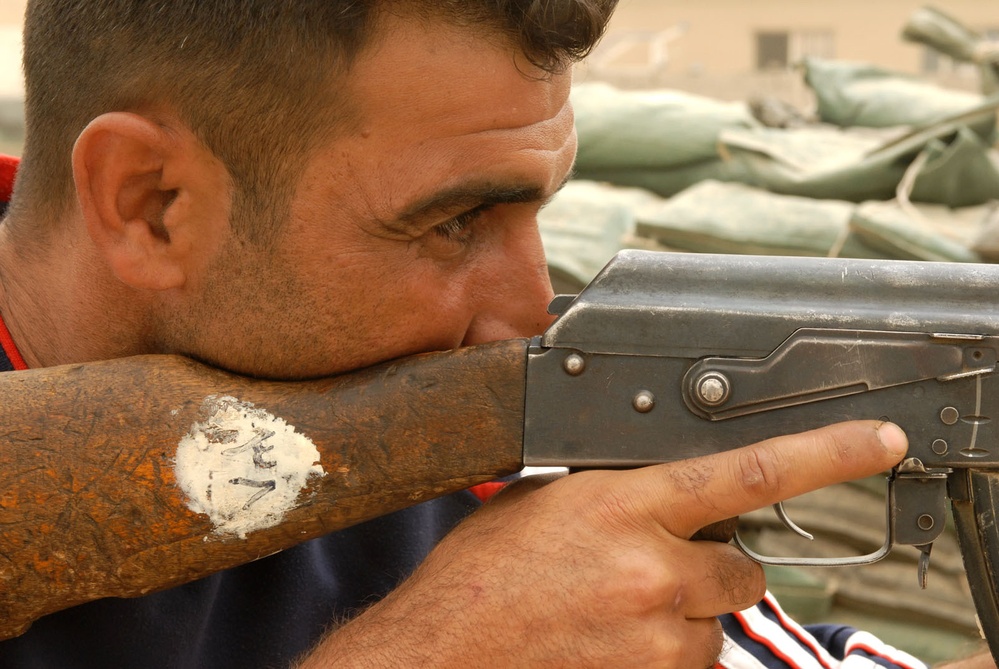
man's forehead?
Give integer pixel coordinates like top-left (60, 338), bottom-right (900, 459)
top-left (342, 10), bottom-right (571, 138)
top-left (292, 10), bottom-right (578, 234)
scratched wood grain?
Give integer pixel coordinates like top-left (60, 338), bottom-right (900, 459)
top-left (0, 339), bottom-right (528, 639)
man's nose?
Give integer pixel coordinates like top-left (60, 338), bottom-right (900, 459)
top-left (461, 226), bottom-right (556, 346)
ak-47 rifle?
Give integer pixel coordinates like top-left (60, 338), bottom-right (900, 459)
top-left (3, 250), bottom-right (999, 660)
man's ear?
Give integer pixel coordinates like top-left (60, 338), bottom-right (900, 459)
top-left (72, 112), bottom-right (218, 291)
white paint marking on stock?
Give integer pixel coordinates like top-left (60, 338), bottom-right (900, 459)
top-left (175, 395), bottom-right (325, 538)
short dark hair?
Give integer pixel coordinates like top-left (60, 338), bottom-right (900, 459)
top-left (11, 0), bottom-right (617, 243)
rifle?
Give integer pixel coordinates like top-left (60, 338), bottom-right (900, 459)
top-left (3, 250), bottom-right (999, 662)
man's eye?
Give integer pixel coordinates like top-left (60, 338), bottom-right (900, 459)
top-left (432, 205), bottom-right (490, 242)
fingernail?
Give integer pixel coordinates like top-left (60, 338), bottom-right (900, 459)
top-left (876, 422), bottom-right (908, 458)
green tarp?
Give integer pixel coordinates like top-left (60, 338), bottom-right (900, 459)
top-left (572, 80), bottom-right (999, 207)
top-left (538, 180), bottom-right (991, 291)
top-left (804, 57), bottom-right (995, 136)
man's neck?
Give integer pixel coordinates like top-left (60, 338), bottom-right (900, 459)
top-left (0, 223), bottom-right (63, 368)
top-left (0, 219), bottom-right (150, 369)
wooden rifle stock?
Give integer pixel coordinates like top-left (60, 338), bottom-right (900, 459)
top-left (0, 339), bottom-right (528, 639)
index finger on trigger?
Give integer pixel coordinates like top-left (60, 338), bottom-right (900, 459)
top-left (642, 420), bottom-right (907, 539)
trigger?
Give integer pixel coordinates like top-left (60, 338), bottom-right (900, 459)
top-left (774, 502), bottom-right (815, 541)
top-left (916, 543), bottom-right (932, 589)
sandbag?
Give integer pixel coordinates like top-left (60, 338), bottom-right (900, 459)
top-left (571, 81), bottom-right (758, 171)
top-left (849, 200), bottom-right (982, 263)
top-left (571, 80), bottom-right (999, 208)
top-left (537, 180), bottom-right (656, 292)
top-left (901, 5), bottom-right (999, 95)
top-left (631, 180), bottom-right (880, 258)
top-left (573, 157), bottom-right (757, 200)
top-left (804, 57), bottom-right (995, 136)
top-left (719, 119), bottom-right (999, 206)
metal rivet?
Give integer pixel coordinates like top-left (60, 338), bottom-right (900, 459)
top-left (695, 372), bottom-right (730, 406)
top-left (931, 439), bottom-right (949, 455)
top-left (633, 391), bottom-right (655, 413)
top-left (917, 514), bottom-right (935, 532)
top-left (940, 407), bottom-right (960, 426)
top-left (563, 353), bottom-right (585, 376)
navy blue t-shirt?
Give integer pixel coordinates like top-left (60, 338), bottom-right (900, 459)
top-left (0, 493), bottom-right (479, 668)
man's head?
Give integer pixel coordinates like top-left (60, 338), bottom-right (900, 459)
top-left (1, 0), bottom-right (616, 378)
top-left (11, 0), bottom-right (616, 242)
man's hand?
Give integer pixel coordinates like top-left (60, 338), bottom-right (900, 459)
top-left (301, 420), bottom-right (908, 669)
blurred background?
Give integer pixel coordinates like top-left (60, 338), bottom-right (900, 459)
top-left (577, 0), bottom-right (993, 98)
top-left (0, 0), bottom-right (24, 155)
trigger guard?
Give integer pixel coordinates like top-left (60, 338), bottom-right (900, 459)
top-left (733, 494), bottom-right (895, 567)
top-left (733, 531), bottom-right (893, 567)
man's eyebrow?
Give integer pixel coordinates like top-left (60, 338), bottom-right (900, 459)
top-left (395, 170), bottom-right (575, 225)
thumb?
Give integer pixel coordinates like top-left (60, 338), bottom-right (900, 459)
top-left (481, 471), bottom-right (566, 509)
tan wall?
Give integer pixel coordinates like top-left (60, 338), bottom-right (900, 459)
top-left (601, 0), bottom-right (993, 73)
top-left (579, 0), bottom-right (995, 101)
top-left (0, 0), bottom-right (24, 101)
top-left (0, 0), bottom-right (25, 25)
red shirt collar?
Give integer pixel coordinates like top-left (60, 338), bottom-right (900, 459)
top-left (0, 313), bottom-right (28, 370)
top-left (0, 154), bottom-right (17, 203)
top-left (0, 155), bottom-right (27, 369)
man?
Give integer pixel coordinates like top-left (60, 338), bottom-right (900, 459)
top-left (0, 1), bottom-right (989, 667)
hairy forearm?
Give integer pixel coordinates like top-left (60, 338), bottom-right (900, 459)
top-left (296, 610), bottom-right (424, 669)
top-left (294, 564), bottom-right (478, 669)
